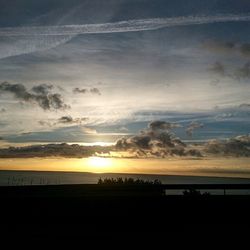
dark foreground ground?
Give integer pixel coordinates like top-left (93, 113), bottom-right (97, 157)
top-left (1, 184), bottom-right (250, 235)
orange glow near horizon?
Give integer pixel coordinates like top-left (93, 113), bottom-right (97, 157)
top-left (86, 157), bottom-right (114, 173)
top-left (1, 157), bottom-right (250, 178)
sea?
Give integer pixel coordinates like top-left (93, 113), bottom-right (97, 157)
top-left (1, 170), bottom-right (250, 195)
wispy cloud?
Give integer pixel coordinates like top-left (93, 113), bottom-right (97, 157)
top-left (2, 14), bottom-right (250, 37)
top-left (1, 13), bottom-right (250, 59)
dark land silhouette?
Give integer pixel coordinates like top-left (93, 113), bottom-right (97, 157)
top-left (1, 177), bottom-right (250, 234)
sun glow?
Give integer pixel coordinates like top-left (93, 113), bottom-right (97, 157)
top-left (86, 157), bottom-right (113, 173)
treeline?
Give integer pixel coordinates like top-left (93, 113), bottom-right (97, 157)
top-left (97, 177), bottom-right (162, 185)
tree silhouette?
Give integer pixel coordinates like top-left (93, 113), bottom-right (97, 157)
top-left (97, 177), bottom-right (162, 186)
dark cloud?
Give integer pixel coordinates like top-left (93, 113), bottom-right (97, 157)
top-left (115, 121), bottom-right (201, 157)
top-left (57, 116), bottom-right (88, 125)
top-left (240, 44), bottom-right (250, 57)
top-left (209, 62), bottom-right (226, 77)
top-left (234, 62), bottom-right (250, 79)
top-left (31, 84), bottom-right (53, 95)
top-left (73, 88), bottom-right (88, 94)
top-left (1, 131), bottom-right (249, 159)
top-left (203, 40), bottom-right (250, 57)
top-left (73, 87), bottom-right (101, 95)
top-left (58, 116), bottom-right (74, 123)
top-left (148, 120), bottom-right (181, 131)
top-left (38, 116), bottom-right (88, 127)
top-left (90, 88), bottom-right (101, 95)
top-left (205, 135), bottom-right (250, 157)
top-left (203, 40), bottom-right (236, 53)
top-left (186, 121), bottom-right (204, 137)
top-left (210, 79), bottom-right (220, 86)
top-left (209, 61), bottom-right (250, 80)
top-left (239, 103), bottom-right (250, 109)
top-left (205, 41), bottom-right (250, 80)
top-left (38, 120), bottom-right (53, 127)
top-left (0, 143), bottom-right (112, 158)
top-left (0, 82), bottom-right (70, 111)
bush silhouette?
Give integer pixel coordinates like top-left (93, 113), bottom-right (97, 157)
top-left (98, 177), bottom-right (162, 186)
top-left (183, 188), bottom-right (210, 196)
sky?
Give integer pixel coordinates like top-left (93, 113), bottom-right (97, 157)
top-left (0, 0), bottom-right (250, 146)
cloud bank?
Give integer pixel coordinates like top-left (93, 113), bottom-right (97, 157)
top-left (115, 121), bottom-right (202, 157)
top-left (0, 143), bottom-right (112, 158)
top-left (205, 135), bottom-right (250, 157)
top-left (0, 127), bottom-right (250, 158)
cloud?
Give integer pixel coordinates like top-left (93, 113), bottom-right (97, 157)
top-left (1, 131), bottom-right (249, 159)
top-left (38, 120), bottom-right (53, 127)
top-left (118, 127), bottom-right (129, 133)
top-left (210, 79), bottom-right (220, 86)
top-left (209, 61), bottom-right (250, 80)
top-left (209, 61), bottom-right (226, 77)
top-left (57, 116), bottom-right (88, 125)
top-left (31, 84), bottom-right (53, 95)
top-left (0, 82), bottom-right (70, 111)
top-left (234, 62), bottom-right (250, 79)
top-left (2, 14), bottom-right (250, 37)
top-left (239, 103), bottom-right (250, 109)
top-left (185, 121), bottom-right (204, 137)
top-left (1, 13), bottom-right (250, 59)
top-left (240, 43), bottom-right (250, 57)
top-left (81, 126), bottom-right (97, 135)
top-left (0, 143), bottom-right (112, 158)
top-left (90, 88), bottom-right (101, 95)
top-left (73, 88), bottom-right (88, 94)
top-left (203, 40), bottom-right (236, 53)
top-left (115, 121), bottom-right (202, 157)
top-left (148, 120), bottom-right (181, 131)
top-left (0, 35), bottom-right (75, 60)
top-left (37, 116), bottom-right (89, 128)
top-left (58, 116), bottom-right (74, 124)
top-left (0, 108), bottom-right (6, 113)
top-left (73, 87), bottom-right (101, 95)
top-left (203, 40), bottom-right (250, 57)
top-left (205, 135), bottom-right (250, 157)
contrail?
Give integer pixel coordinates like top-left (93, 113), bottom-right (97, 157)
top-left (1, 14), bottom-right (250, 36)
top-left (0, 35), bottom-right (74, 59)
top-left (0, 14), bottom-right (249, 59)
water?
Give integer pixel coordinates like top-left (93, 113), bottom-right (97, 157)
top-left (1, 170), bottom-right (250, 186)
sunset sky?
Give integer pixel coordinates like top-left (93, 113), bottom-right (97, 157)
top-left (0, 0), bottom-right (250, 176)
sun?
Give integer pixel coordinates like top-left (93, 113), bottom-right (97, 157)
top-left (86, 157), bottom-right (113, 172)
